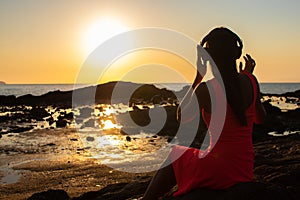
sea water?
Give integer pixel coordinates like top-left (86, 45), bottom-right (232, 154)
top-left (0, 84), bottom-right (90, 97)
top-left (0, 83), bottom-right (299, 97)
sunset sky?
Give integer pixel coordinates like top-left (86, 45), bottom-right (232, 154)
top-left (0, 0), bottom-right (299, 84)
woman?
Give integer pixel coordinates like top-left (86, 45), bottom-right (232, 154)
top-left (142, 27), bottom-right (266, 199)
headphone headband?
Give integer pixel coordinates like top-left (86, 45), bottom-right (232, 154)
top-left (201, 27), bottom-right (243, 59)
top-left (200, 28), bottom-right (243, 49)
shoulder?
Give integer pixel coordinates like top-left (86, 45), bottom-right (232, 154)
top-left (239, 72), bottom-right (259, 84)
top-left (239, 73), bottom-right (260, 92)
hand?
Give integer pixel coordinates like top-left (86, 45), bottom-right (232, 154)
top-left (239, 54), bottom-right (256, 74)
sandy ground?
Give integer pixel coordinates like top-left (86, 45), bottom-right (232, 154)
top-left (0, 129), bottom-right (154, 200)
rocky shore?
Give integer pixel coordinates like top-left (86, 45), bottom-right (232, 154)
top-left (0, 82), bottom-right (299, 199)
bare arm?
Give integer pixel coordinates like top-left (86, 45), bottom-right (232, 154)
top-left (240, 54), bottom-right (266, 124)
top-left (177, 45), bottom-right (209, 123)
top-left (254, 77), bottom-right (267, 124)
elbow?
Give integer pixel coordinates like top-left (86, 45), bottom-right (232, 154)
top-left (255, 108), bottom-right (267, 124)
top-left (254, 115), bottom-right (266, 124)
top-left (254, 101), bottom-right (267, 124)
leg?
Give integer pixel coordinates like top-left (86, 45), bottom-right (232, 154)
top-left (143, 159), bottom-right (177, 200)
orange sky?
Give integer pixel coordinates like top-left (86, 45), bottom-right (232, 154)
top-left (0, 0), bottom-right (299, 84)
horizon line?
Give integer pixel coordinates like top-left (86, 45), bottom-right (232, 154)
top-left (0, 81), bottom-right (300, 85)
top-left (1, 81), bottom-right (300, 85)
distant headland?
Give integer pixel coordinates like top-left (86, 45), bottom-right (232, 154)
top-left (0, 81), bottom-right (6, 85)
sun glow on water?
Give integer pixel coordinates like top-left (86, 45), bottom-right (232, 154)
top-left (102, 119), bottom-right (117, 130)
top-left (103, 107), bottom-right (114, 116)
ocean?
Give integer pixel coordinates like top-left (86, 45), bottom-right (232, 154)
top-left (0, 83), bottom-right (299, 97)
top-left (0, 83), bottom-right (300, 97)
top-left (0, 84), bottom-right (90, 97)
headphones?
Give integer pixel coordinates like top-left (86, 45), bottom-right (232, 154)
top-left (200, 27), bottom-right (243, 59)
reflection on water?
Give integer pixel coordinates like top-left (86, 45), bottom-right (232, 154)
top-left (77, 128), bottom-right (173, 173)
top-left (262, 96), bottom-right (299, 111)
top-left (96, 135), bottom-right (121, 148)
top-left (71, 103), bottom-right (175, 172)
top-left (268, 131), bottom-right (300, 137)
top-left (1, 103), bottom-right (175, 173)
top-left (102, 120), bottom-right (119, 130)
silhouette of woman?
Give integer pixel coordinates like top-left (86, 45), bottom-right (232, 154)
top-left (142, 27), bottom-right (266, 199)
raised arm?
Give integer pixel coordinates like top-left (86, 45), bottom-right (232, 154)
top-left (177, 45), bottom-right (210, 123)
top-left (239, 54), bottom-right (266, 124)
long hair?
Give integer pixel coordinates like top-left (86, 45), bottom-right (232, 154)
top-left (201, 27), bottom-right (247, 126)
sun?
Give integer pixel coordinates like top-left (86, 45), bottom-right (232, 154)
top-left (82, 17), bottom-right (128, 56)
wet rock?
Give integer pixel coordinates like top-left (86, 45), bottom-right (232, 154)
top-left (27, 189), bottom-right (69, 200)
top-left (72, 179), bottom-right (151, 200)
top-left (169, 182), bottom-right (298, 200)
top-left (253, 102), bottom-right (286, 139)
top-left (46, 116), bottom-right (55, 126)
top-left (42, 143), bottom-right (56, 147)
top-left (0, 95), bottom-right (17, 106)
top-left (64, 112), bottom-right (74, 120)
top-left (126, 136), bottom-right (131, 142)
top-left (129, 84), bottom-right (177, 105)
top-left (56, 119), bottom-right (68, 128)
top-left (86, 136), bottom-right (94, 142)
top-left (142, 105), bottom-right (150, 110)
top-left (9, 126), bottom-right (34, 133)
top-left (29, 106), bottom-right (50, 121)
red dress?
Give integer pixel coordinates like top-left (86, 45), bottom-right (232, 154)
top-left (171, 73), bottom-right (259, 197)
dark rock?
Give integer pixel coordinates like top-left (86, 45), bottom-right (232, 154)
top-left (151, 95), bottom-right (163, 105)
top-left (56, 119), bottom-right (68, 128)
top-left (72, 179), bottom-right (151, 200)
top-left (64, 112), bottom-right (74, 120)
top-left (129, 84), bottom-right (177, 105)
top-left (9, 126), bottom-right (34, 133)
top-left (29, 106), bottom-right (50, 121)
top-left (46, 116), bottom-right (55, 126)
top-left (169, 182), bottom-right (297, 200)
top-left (253, 102), bottom-right (287, 139)
top-left (143, 105), bottom-right (150, 110)
top-left (0, 95), bottom-right (17, 105)
top-left (42, 143), bottom-right (56, 147)
top-left (126, 136), bottom-right (131, 142)
top-left (263, 101), bottom-right (281, 114)
top-left (27, 189), bottom-right (70, 200)
top-left (86, 136), bottom-right (94, 142)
